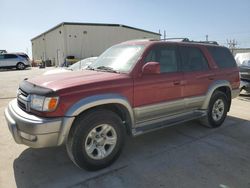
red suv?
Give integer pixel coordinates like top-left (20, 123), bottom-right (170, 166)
top-left (5, 39), bottom-right (240, 170)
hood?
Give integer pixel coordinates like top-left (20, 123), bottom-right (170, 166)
top-left (43, 68), bottom-right (70, 75)
top-left (26, 70), bottom-right (129, 92)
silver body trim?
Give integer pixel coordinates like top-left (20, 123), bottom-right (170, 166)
top-left (63, 94), bottom-right (135, 140)
top-left (232, 88), bottom-right (240, 98)
top-left (134, 96), bottom-right (205, 124)
top-left (4, 99), bottom-right (74, 148)
top-left (201, 80), bottom-right (231, 109)
top-left (65, 94), bottom-right (134, 119)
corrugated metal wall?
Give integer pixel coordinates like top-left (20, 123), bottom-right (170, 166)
top-left (32, 24), bottom-right (160, 66)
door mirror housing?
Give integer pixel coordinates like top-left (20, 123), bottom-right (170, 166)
top-left (142, 62), bottom-right (160, 75)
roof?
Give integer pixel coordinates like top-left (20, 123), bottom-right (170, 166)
top-left (31, 22), bottom-right (161, 41)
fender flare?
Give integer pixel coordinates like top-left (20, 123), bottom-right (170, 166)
top-left (201, 80), bottom-right (232, 109)
top-left (57, 94), bottom-right (135, 145)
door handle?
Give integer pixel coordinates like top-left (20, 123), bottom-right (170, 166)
top-left (196, 74), bottom-right (215, 80)
top-left (173, 80), bottom-right (181, 85)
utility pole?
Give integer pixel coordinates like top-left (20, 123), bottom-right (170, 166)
top-left (164, 30), bottom-right (166, 40)
top-left (227, 39), bottom-right (238, 54)
top-left (206, 35), bottom-right (208, 41)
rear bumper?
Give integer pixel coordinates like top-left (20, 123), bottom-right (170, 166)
top-left (4, 99), bottom-right (74, 148)
top-left (240, 80), bottom-right (250, 92)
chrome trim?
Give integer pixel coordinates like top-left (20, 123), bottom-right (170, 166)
top-left (17, 89), bottom-right (31, 112)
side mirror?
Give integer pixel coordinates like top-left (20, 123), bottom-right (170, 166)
top-left (142, 62), bottom-right (160, 75)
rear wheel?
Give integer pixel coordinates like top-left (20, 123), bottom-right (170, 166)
top-left (66, 109), bottom-right (125, 171)
top-left (200, 91), bottom-right (229, 128)
top-left (16, 62), bottom-right (25, 70)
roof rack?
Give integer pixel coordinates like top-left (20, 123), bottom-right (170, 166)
top-left (161, 38), bottom-right (219, 45)
top-left (162, 38), bottom-right (190, 42)
top-left (190, 40), bottom-right (219, 45)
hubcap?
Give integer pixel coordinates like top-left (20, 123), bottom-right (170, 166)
top-left (84, 124), bottom-right (117, 160)
top-left (212, 99), bottom-right (225, 121)
top-left (18, 63), bottom-right (24, 69)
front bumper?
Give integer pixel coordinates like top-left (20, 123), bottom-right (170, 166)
top-left (4, 99), bottom-right (74, 148)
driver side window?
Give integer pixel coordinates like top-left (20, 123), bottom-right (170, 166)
top-left (145, 46), bottom-right (178, 73)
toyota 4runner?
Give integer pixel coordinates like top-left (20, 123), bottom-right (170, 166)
top-left (4, 38), bottom-right (240, 170)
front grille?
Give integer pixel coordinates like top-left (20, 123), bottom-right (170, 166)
top-left (17, 100), bottom-right (26, 111)
top-left (17, 88), bottom-right (30, 112)
top-left (19, 88), bottom-right (28, 97)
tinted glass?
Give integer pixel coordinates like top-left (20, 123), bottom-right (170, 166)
top-left (207, 46), bottom-right (236, 68)
top-left (19, 54), bottom-right (29, 59)
top-left (180, 46), bottom-right (209, 72)
top-left (4, 54), bottom-right (17, 59)
top-left (0, 55), bottom-right (4, 59)
top-left (145, 46), bottom-right (178, 73)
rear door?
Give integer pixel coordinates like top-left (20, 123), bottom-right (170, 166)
top-left (179, 46), bottom-right (214, 110)
top-left (3, 54), bottom-right (18, 66)
top-left (206, 46), bottom-right (239, 89)
top-left (133, 44), bottom-right (184, 123)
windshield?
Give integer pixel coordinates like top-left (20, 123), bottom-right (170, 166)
top-left (89, 44), bottom-right (145, 73)
top-left (68, 57), bottom-right (97, 71)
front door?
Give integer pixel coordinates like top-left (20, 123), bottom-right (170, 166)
top-left (133, 44), bottom-right (184, 124)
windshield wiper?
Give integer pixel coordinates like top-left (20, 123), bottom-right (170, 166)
top-left (86, 65), bottom-right (95, 71)
top-left (96, 66), bottom-right (119, 73)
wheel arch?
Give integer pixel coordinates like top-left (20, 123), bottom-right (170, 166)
top-left (58, 94), bottom-right (135, 145)
top-left (202, 80), bottom-right (232, 111)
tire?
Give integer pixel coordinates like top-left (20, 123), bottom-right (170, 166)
top-left (66, 109), bottom-right (126, 171)
top-left (200, 91), bottom-right (229, 128)
top-left (16, 62), bottom-right (25, 70)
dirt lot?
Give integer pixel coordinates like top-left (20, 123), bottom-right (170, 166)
top-left (0, 68), bottom-right (250, 188)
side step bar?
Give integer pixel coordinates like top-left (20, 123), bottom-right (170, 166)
top-left (132, 110), bottom-right (207, 136)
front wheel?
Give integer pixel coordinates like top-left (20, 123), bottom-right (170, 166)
top-left (200, 91), bottom-right (229, 128)
top-left (66, 110), bottom-right (125, 171)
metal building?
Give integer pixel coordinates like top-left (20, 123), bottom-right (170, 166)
top-left (31, 22), bottom-right (161, 66)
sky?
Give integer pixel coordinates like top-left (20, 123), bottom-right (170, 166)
top-left (0, 0), bottom-right (250, 57)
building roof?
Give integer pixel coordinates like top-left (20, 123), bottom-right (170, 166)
top-left (31, 22), bottom-right (161, 41)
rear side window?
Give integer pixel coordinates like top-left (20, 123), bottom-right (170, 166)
top-left (0, 55), bottom-right (4, 59)
top-left (19, 54), bottom-right (29, 59)
top-left (207, 46), bottom-right (236, 68)
top-left (180, 46), bottom-right (209, 72)
top-left (4, 54), bottom-right (17, 59)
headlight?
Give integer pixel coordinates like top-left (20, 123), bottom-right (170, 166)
top-left (30, 95), bottom-right (59, 112)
